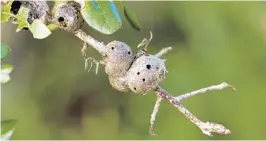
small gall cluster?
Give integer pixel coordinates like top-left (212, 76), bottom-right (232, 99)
top-left (9, 1), bottom-right (84, 32)
top-left (102, 41), bottom-right (168, 94)
top-left (10, 0), bottom-right (49, 24)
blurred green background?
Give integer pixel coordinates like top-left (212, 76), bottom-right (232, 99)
top-left (1, 1), bottom-right (266, 140)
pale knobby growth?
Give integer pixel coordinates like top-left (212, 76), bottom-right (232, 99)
top-left (74, 28), bottom-right (236, 136)
top-left (3, 0), bottom-right (236, 136)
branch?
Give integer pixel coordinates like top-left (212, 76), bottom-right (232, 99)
top-left (175, 82), bottom-right (236, 102)
top-left (149, 95), bottom-right (163, 136)
top-left (137, 31), bottom-right (153, 52)
top-left (149, 82), bottom-right (236, 136)
top-left (74, 29), bottom-right (106, 55)
top-left (155, 47), bottom-right (172, 57)
top-left (84, 57), bottom-right (100, 74)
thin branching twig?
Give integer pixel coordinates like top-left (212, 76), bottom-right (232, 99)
top-left (149, 82), bottom-right (235, 136)
top-left (155, 47), bottom-right (172, 57)
top-left (175, 82), bottom-right (236, 102)
top-left (84, 57), bottom-right (100, 74)
top-left (149, 95), bottom-right (163, 136)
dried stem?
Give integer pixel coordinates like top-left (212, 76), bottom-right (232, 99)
top-left (175, 82), bottom-right (236, 102)
top-left (74, 29), bottom-right (106, 55)
top-left (149, 82), bottom-right (236, 136)
top-left (84, 57), bottom-right (100, 74)
top-left (137, 31), bottom-right (153, 52)
top-left (81, 42), bottom-right (88, 58)
top-left (155, 47), bottom-right (172, 57)
top-left (149, 95), bottom-right (163, 136)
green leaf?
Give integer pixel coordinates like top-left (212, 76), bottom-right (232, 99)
top-left (1, 119), bottom-right (17, 140)
top-left (122, 2), bottom-right (141, 31)
top-left (1, 120), bottom-right (17, 135)
top-left (12, 7), bottom-right (30, 32)
top-left (29, 19), bottom-right (51, 39)
top-left (1, 42), bottom-right (11, 60)
top-left (81, 0), bottom-right (122, 35)
top-left (0, 64), bottom-right (13, 84)
top-left (1, 0), bottom-right (13, 23)
top-left (1, 2), bottom-right (51, 39)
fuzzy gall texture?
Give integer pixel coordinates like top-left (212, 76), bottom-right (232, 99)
top-left (51, 1), bottom-right (84, 32)
top-left (108, 76), bottom-right (130, 92)
top-left (10, 0), bottom-right (49, 24)
top-left (126, 55), bottom-right (167, 94)
top-left (103, 41), bottom-right (135, 77)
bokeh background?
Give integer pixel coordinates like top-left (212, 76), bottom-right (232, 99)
top-left (1, 1), bottom-right (266, 140)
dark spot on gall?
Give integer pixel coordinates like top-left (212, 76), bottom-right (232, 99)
top-left (146, 64), bottom-right (151, 69)
top-left (10, 1), bottom-right (22, 15)
top-left (142, 78), bottom-right (145, 81)
top-left (111, 47), bottom-right (114, 50)
top-left (58, 17), bottom-right (64, 22)
top-left (134, 87), bottom-right (136, 90)
top-left (128, 51), bottom-right (131, 55)
top-left (137, 72), bottom-right (140, 75)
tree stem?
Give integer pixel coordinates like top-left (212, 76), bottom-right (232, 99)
top-left (74, 29), bottom-right (106, 56)
top-left (149, 83), bottom-right (235, 136)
